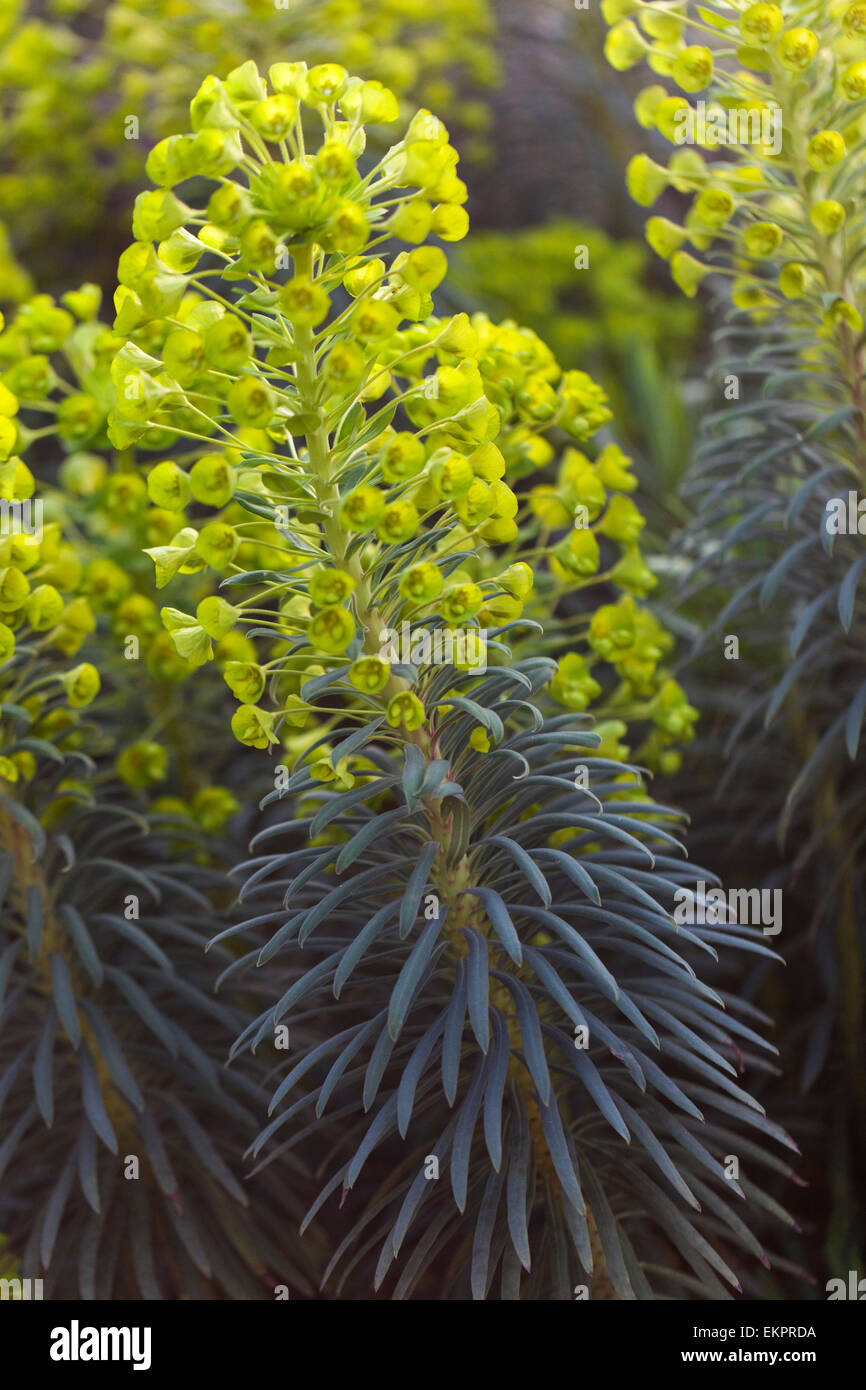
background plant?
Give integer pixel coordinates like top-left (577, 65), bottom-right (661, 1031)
top-left (0, 356), bottom-right (325, 1297)
top-left (602, 0), bottom-right (866, 1288)
top-left (0, 282), bottom-right (288, 817)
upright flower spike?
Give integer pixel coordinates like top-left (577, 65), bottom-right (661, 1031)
top-left (602, 0), bottom-right (866, 319)
top-left (107, 60), bottom-right (687, 775)
top-left (102, 64), bottom-right (789, 1302)
top-left (605, 0), bottom-right (866, 1294)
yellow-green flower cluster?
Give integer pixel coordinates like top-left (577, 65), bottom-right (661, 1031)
top-left (108, 64), bottom-right (694, 777)
top-left (0, 318), bottom-right (107, 784)
top-left (0, 290), bottom-right (267, 811)
top-left (0, 285), bottom-right (110, 450)
top-left (0, 0), bottom-right (498, 292)
top-left (0, 281), bottom-right (294, 693)
top-left (512, 436), bottom-right (694, 771)
top-left (604, 0), bottom-right (866, 352)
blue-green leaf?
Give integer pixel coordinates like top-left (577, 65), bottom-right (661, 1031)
top-left (451, 1053), bottom-right (487, 1211)
top-left (463, 887), bottom-right (522, 965)
top-left (845, 677), bottom-right (866, 758)
top-left (483, 1009), bottom-right (510, 1171)
top-left (79, 1044), bottom-right (117, 1153)
top-left (483, 835), bottom-right (552, 905)
top-left (838, 554), bottom-right (866, 631)
top-left (493, 973), bottom-right (550, 1105)
top-left (398, 840), bottom-right (439, 937)
top-left (505, 1088), bottom-right (532, 1271)
top-left (462, 928), bottom-right (490, 1052)
top-left (33, 1007), bottom-right (56, 1127)
top-left (397, 1011), bottom-right (447, 1137)
top-left (59, 904), bottom-right (102, 986)
top-left (387, 912), bottom-right (445, 1039)
top-left (49, 952), bottom-right (81, 1047)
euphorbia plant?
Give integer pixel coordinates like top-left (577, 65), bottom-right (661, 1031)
top-left (0, 355), bottom-right (325, 1298)
top-left (0, 281), bottom-right (260, 816)
top-left (603, 0), bottom-right (866, 1279)
top-left (104, 60), bottom-right (794, 1298)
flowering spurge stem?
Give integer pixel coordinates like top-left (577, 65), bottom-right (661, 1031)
top-left (107, 60), bottom-right (792, 1298)
top-left (605, 3), bottom-right (866, 369)
top-left (289, 240), bottom-right (387, 659)
top-left (290, 246), bottom-right (343, 546)
top-left (603, 0), bottom-right (866, 1250)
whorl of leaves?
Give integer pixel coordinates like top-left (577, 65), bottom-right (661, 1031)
top-left (680, 316), bottom-right (866, 1065)
top-left (0, 731), bottom-right (320, 1300)
top-left (224, 651), bottom-right (793, 1299)
top-left (671, 312), bottom-right (866, 1281)
top-left (683, 324), bottom-right (864, 787)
